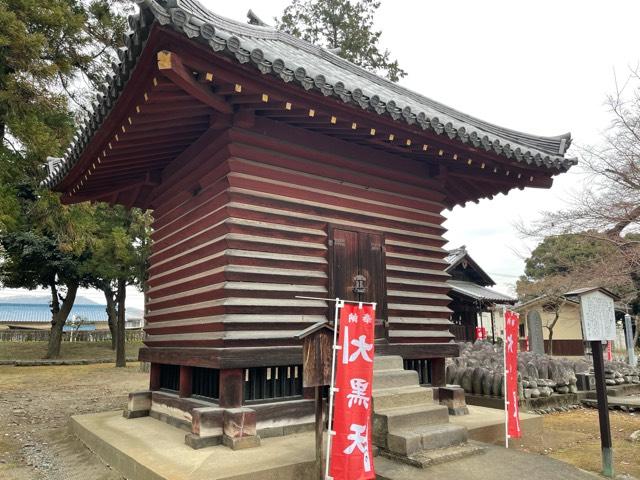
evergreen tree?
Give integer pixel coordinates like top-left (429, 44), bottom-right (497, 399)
top-left (86, 204), bottom-right (151, 366)
top-left (0, 1), bottom-right (141, 359)
top-left (523, 234), bottom-right (616, 280)
top-left (277, 0), bottom-right (406, 82)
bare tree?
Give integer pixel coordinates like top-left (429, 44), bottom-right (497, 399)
top-left (520, 68), bottom-right (640, 348)
top-left (518, 275), bottom-right (578, 355)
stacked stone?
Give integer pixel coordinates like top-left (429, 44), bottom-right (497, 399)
top-left (446, 342), bottom-right (505, 397)
top-left (518, 352), bottom-right (578, 398)
top-left (445, 342), bottom-right (640, 399)
top-left (600, 360), bottom-right (640, 386)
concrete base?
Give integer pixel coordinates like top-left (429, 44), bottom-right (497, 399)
top-left (222, 434), bottom-right (261, 450)
top-left (449, 405), bottom-right (542, 446)
top-left (149, 409), bottom-right (192, 432)
top-left (374, 443), bottom-right (598, 480)
top-left (123, 409), bottom-right (149, 419)
top-left (184, 433), bottom-right (222, 449)
top-left (466, 393), bottom-right (583, 412)
top-left (71, 411), bottom-right (315, 480)
top-left (582, 395), bottom-right (640, 410)
top-left (603, 382), bottom-right (640, 397)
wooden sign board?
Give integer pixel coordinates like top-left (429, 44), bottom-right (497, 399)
top-left (297, 322), bottom-right (334, 388)
top-left (579, 290), bottom-right (616, 341)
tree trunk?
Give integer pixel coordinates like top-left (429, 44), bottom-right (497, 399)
top-left (545, 308), bottom-right (562, 357)
top-left (49, 282), bottom-right (60, 316)
top-left (45, 282), bottom-right (79, 359)
top-left (115, 278), bottom-right (127, 368)
top-left (103, 287), bottom-right (117, 350)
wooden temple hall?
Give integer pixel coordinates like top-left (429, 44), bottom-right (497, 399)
top-left (446, 246), bottom-right (517, 343)
top-left (45, 0), bottom-right (575, 448)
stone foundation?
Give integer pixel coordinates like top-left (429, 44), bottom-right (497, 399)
top-left (123, 390), bottom-right (314, 449)
top-left (438, 386), bottom-right (469, 415)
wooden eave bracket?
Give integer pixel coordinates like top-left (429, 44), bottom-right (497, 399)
top-left (157, 50), bottom-right (232, 114)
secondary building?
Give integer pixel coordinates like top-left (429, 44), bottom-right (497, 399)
top-left (515, 287), bottom-right (624, 356)
top-left (446, 246), bottom-right (517, 343)
top-left (0, 301), bottom-right (144, 331)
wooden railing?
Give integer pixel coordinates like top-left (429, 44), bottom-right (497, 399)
top-left (449, 324), bottom-right (475, 343)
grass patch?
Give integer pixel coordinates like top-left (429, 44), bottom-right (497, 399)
top-left (0, 341), bottom-right (142, 361)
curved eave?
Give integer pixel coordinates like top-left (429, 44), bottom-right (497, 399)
top-left (44, 0), bottom-right (576, 192)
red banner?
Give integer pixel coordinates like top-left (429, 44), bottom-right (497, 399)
top-left (504, 310), bottom-right (521, 439)
top-left (329, 303), bottom-right (376, 480)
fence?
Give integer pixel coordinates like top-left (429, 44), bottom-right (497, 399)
top-left (0, 329), bottom-right (144, 343)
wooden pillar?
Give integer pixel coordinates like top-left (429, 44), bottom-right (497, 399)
top-left (303, 386), bottom-right (315, 400)
top-left (491, 309), bottom-right (496, 344)
top-left (219, 368), bottom-right (244, 408)
top-left (314, 386), bottom-right (323, 480)
top-left (430, 357), bottom-right (446, 387)
top-left (591, 340), bottom-right (614, 477)
top-left (179, 365), bottom-right (192, 398)
top-left (150, 362), bottom-right (161, 391)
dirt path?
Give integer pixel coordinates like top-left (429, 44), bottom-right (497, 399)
top-left (0, 363), bottom-right (147, 480)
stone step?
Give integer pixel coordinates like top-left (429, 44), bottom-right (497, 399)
top-left (372, 386), bottom-right (434, 410)
top-left (373, 355), bottom-right (404, 372)
top-left (386, 423), bottom-right (468, 456)
top-left (378, 442), bottom-right (486, 471)
top-left (373, 369), bottom-right (420, 390)
top-left (373, 404), bottom-right (449, 436)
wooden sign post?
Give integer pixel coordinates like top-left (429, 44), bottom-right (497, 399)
top-left (296, 321), bottom-right (335, 480)
top-left (571, 287), bottom-right (619, 478)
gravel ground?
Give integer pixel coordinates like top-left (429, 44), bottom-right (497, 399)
top-left (1, 363), bottom-right (638, 479)
top-left (0, 363), bottom-right (147, 480)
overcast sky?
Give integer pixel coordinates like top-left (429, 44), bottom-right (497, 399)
top-left (2, 0), bottom-right (639, 307)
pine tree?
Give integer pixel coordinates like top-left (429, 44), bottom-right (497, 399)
top-left (0, 1), bottom-right (144, 359)
top-left (277, 0), bottom-right (406, 82)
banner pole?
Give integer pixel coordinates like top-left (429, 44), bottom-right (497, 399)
top-left (296, 295), bottom-right (376, 305)
top-left (324, 298), bottom-right (343, 480)
top-left (503, 332), bottom-right (509, 449)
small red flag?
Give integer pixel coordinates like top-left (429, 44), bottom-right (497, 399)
top-left (505, 310), bottom-right (521, 439)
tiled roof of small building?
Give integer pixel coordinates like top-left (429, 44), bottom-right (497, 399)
top-left (0, 303), bottom-right (143, 323)
top-left (449, 280), bottom-right (517, 304)
top-left (44, 0), bottom-right (576, 189)
top-left (445, 246), bottom-right (468, 267)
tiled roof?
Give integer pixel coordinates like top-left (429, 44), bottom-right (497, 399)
top-left (448, 280), bottom-right (516, 304)
top-left (0, 303), bottom-right (142, 324)
top-left (445, 246), bottom-right (495, 287)
top-left (445, 246), bottom-right (467, 266)
top-left (44, 0), bottom-right (576, 189)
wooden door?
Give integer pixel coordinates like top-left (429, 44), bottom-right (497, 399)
top-left (330, 227), bottom-right (386, 339)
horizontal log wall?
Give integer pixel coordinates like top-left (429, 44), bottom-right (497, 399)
top-left (143, 122), bottom-right (454, 358)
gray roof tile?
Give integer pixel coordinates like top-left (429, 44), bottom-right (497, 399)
top-left (448, 280), bottom-right (516, 303)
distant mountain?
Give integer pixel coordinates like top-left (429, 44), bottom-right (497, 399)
top-left (0, 294), bottom-right (101, 306)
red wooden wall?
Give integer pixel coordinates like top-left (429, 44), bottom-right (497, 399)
top-left (142, 120), bottom-right (454, 366)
